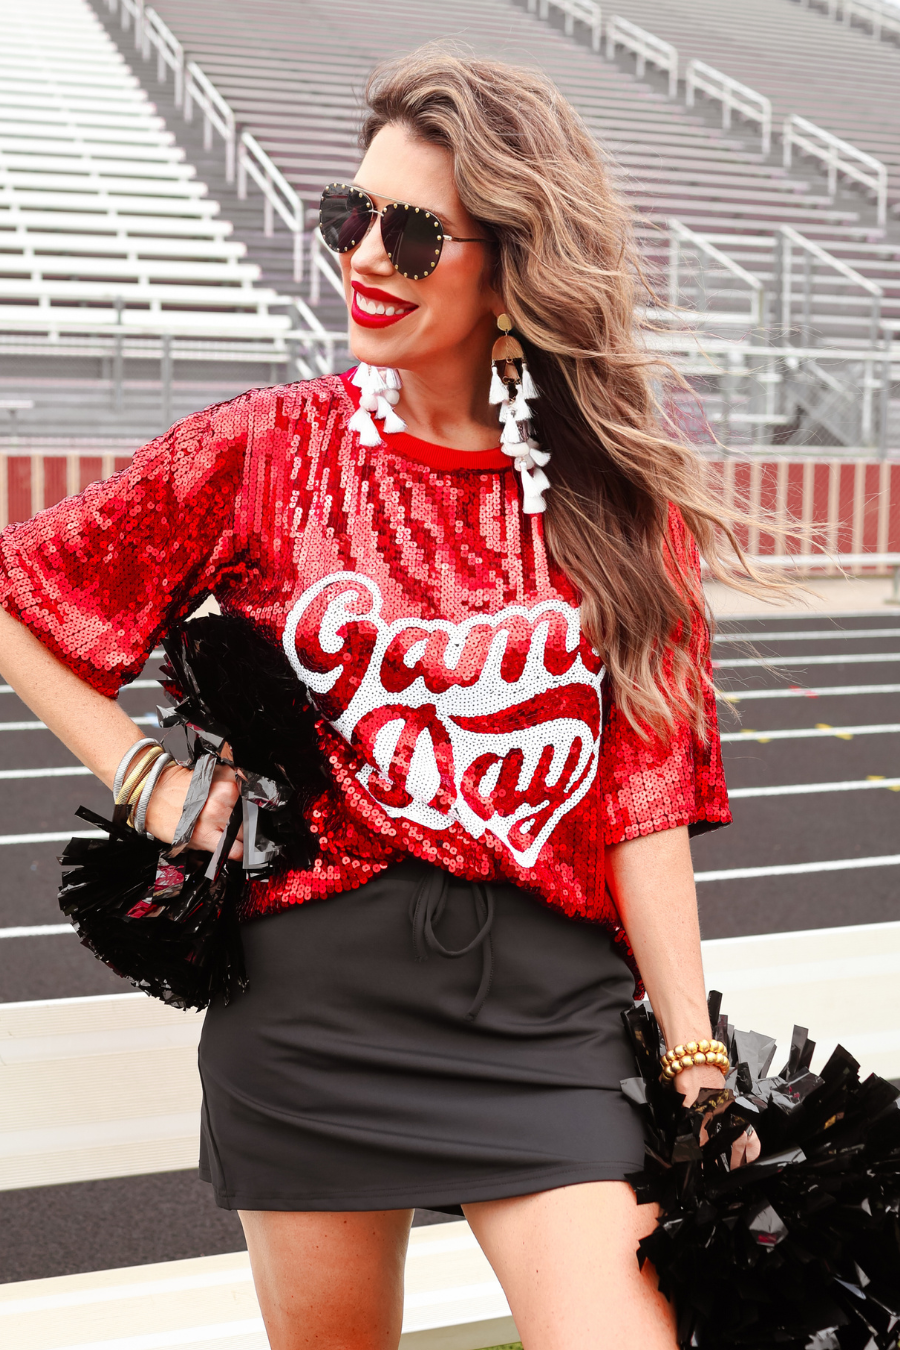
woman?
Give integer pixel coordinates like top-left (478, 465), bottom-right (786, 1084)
top-left (0, 50), bottom-right (762, 1350)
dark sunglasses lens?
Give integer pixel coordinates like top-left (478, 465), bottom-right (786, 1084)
top-left (380, 203), bottom-right (443, 280)
top-left (319, 185), bottom-right (372, 253)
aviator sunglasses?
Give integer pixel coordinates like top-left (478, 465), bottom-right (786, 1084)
top-left (319, 181), bottom-right (491, 281)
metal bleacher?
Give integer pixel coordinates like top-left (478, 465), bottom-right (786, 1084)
top-left (0, 0), bottom-right (340, 445)
top-left (95, 0), bottom-right (900, 452)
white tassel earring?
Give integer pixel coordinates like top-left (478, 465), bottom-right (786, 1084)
top-left (490, 314), bottom-right (550, 514)
top-left (349, 363), bottom-right (408, 444)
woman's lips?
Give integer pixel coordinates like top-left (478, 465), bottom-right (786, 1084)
top-left (350, 282), bottom-right (417, 329)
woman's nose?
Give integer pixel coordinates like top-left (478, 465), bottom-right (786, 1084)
top-left (352, 213), bottom-right (394, 276)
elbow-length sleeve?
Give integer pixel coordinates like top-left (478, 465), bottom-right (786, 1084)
top-left (0, 394), bottom-right (250, 698)
top-left (600, 508), bottom-right (731, 844)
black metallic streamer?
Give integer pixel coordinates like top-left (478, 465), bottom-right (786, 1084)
top-left (57, 614), bottom-right (329, 1010)
top-left (621, 993), bottom-right (900, 1348)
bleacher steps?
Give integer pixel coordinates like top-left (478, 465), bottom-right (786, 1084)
top-left (0, 1222), bottom-right (519, 1350)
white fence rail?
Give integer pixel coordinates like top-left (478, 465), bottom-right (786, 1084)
top-left (685, 60), bottom-right (772, 156)
top-left (238, 132), bottom-right (305, 282)
top-left (526, 0), bottom-right (603, 49)
top-left (667, 218), bottom-right (767, 333)
top-left (802, 0), bottom-right (900, 41)
top-left (309, 228), bottom-right (347, 305)
top-left (107, 0), bottom-right (311, 275)
top-left (184, 61), bottom-right (236, 182)
top-left (140, 4), bottom-right (183, 103)
top-left (774, 224), bottom-right (883, 347)
top-left (783, 114), bottom-right (888, 227)
top-left (606, 15), bottom-right (678, 96)
top-left (843, 0), bottom-right (900, 39)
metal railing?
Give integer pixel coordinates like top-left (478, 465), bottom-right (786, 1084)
top-left (685, 60), bottom-right (772, 156)
top-left (606, 16), bottom-right (678, 97)
top-left (140, 4), bottom-right (183, 104)
top-left (238, 132), bottom-right (306, 283)
top-left (667, 219), bottom-right (767, 335)
top-left (106, 0), bottom-right (307, 276)
top-left (774, 224), bottom-right (883, 346)
top-left (309, 229), bottom-right (347, 306)
top-left (783, 114), bottom-right (888, 227)
top-left (802, 0), bottom-right (900, 41)
top-left (843, 0), bottom-right (900, 39)
top-left (184, 61), bottom-right (236, 183)
top-left (525, 0), bottom-right (603, 50)
top-left (649, 330), bottom-right (897, 455)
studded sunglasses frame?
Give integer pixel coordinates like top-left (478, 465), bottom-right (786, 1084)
top-left (319, 182), bottom-right (491, 281)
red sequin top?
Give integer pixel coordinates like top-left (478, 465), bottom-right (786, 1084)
top-left (0, 372), bottom-right (729, 972)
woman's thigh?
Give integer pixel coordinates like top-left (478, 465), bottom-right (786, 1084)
top-left (464, 1182), bottom-right (676, 1350)
top-left (238, 1208), bottom-right (414, 1350)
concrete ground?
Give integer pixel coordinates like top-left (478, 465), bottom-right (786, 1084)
top-left (707, 573), bottom-right (900, 617)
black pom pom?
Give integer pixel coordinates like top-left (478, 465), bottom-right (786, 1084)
top-left (58, 614), bottom-right (331, 1010)
top-left (622, 998), bottom-right (900, 1348)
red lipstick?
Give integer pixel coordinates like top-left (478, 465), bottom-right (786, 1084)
top-left (351, 281), bottom-right (418, 329)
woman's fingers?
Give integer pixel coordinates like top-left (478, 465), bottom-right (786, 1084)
top-left (730, 1128), bottom-right (762, 1169)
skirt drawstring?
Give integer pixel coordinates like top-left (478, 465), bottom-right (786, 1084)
top-left (409, 868), bottom-right (495, 1020)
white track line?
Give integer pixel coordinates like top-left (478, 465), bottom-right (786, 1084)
top-left (695, 855), bottom-right (900, 882)
top-left (729, 777), bottom-right (900, 798)
top-left (0, 924), bottom-right (73, 939)
top-left (720, 723), bottom-right (900, 741)
top-left (713, 652), bottom-right (900, 669)
top-left (718, 683), bottom-right (900, 701)
top-left (714, 627), bottom-right (900, 643)
top-left (0, 766), bottom-right (91, 779)
top-left (0, 830), bottom-right (103, 845)
top-left (0, 715), bottom-right (159, 731)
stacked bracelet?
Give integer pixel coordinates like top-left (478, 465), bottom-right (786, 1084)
top-left (112, 741), bottom-right (173, 835)
top-left (661, 1039), bottom-right (731, 1081)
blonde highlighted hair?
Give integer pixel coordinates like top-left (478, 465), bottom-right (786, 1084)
top-left (361, 48), bottom-right (787, 737)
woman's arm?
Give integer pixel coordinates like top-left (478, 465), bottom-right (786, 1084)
top-left (0, 607), bottom-right (239, 851)
top-left (605, 824), bottom-right (726, 1107)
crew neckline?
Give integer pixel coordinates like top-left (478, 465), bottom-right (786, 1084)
top-left (339, 368), bottom-right (510, 472)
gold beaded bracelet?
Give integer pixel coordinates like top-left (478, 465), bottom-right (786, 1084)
top-left (660, 1038), bottom-right (731, 1081)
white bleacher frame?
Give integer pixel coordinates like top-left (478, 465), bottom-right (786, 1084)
top-left (783, 113), bottom-right (889, 228)
top-left (667, 217), bottom-right (767, 335)
top-left (801, 0), bottom-right (900, 43)
top-left (526, 0), bottom-right (603, 51)
top-left (238, 131), bottom-right (305, 284)
top-left (107, 0), bottom-right (312, 283)
top-left (309, 227), bottom-right (348, 305)
top-left (774, 223), bottom-right (883, 346)
top-left (685, 60), bottom-right (773, 157)
top-left (606, 15), bottom-right (679, 97)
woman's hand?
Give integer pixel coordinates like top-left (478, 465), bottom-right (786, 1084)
top-left (144, 762), bottom-right (244, 859)
top-left (676, 1064), bottom-right (762, 1168)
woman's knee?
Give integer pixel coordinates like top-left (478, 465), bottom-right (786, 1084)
top-left (239, 1208), bottom-right (413, 1350)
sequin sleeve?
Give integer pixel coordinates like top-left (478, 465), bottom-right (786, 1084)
top-left (600, 509), bottom-right (731, 844)
top-left (0, 394), bottom-right (251, 698)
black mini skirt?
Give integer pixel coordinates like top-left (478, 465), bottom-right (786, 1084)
top-left (198, 858), bottom-right (646, 1213)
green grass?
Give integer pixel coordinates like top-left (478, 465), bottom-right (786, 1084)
top-left (486, 1344), bottom-right (523, 1349)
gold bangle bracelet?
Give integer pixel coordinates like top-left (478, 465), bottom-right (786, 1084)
top-left (115, 745), bottom-right (164, 806)
top-left (123, 749), bottom-right (166, 826)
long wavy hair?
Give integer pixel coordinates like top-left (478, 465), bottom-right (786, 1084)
top-left (361, 48), bottom-right (787, 737)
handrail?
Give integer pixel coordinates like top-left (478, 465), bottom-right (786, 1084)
top-left (184, 62), bottom-right (236, 183)
top-left (107, 0), bottom-right (144, 44)
top-left (142, 7), bottom-right (184, 107)
top-left (238, 131), bottom-right (305, 283)
top-left (309, 228), bottom-right (346, 305)
top-left (685, 60), bottom-right (772, 156)
top-left (606, 16), bottom-right (678, 97)
top-left (843, 0), bottom-right (900, 40)
top-left (775, 224), bottom-right (883, 346)
top-left (783, 113), bottom-right (888, 227)
top-left (526, 0), bottom-right (603, 51)
top-left (668, 219), bottom-right (766, 332)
